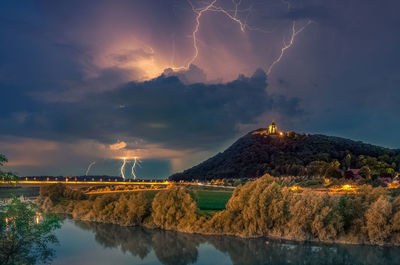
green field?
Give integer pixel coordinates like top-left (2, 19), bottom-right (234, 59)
top-left (141, 188), bottom-right (233, 213)
top-left (141, 186), bottom-right (233, 216)
top-left (193, 190), bottom-right (232, 210)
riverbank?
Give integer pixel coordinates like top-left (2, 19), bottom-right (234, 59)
top-left (51, 218), bottom-right (400, 265)
top-left (38, 175), bottom-right (400, 246)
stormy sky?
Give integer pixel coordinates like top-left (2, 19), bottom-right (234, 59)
top-left (1, 0), bottom-right (400, 177)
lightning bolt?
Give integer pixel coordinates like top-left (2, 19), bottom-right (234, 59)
top-left (178, 0), bottom-right (218, 70)
top-left (267, 20), bottom-right (311, 75)
top-left (120, 158), bottom-right (127, 179)
top-left (173, 0), bottom-right (265, 71)
top-left (232, 0), bottom-right (241, 17)
top-left (131, 157), bottom-right (142, 180)
top-left (267, 0), bottom-right (312, 75)
top-left (151, 0), bottom-right (311, 79)
top-left (85, 161), bottom-right (96, 176)
top-left (184, 0), bottom-right (310, 76)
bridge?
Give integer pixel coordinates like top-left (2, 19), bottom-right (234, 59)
top-left (0, 177), bottom-right (172, 194)
top-left (0, 179), bottom-right (170, 186)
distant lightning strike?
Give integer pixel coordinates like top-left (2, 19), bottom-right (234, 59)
top-left (120, 158), bottom-right (127, 179)
top-left (85, 161), bottom-right (96, 176)
top-left (267, 20), bottom-right (312, 75)
top-left (131, 157), bottom-right (142, 180)
top-left (119, 157), bottom-right (142, 180)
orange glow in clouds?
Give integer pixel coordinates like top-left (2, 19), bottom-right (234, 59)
top-left (109, 141), bottom-right (127, 150)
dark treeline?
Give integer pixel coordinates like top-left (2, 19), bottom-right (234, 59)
top-left (73, 219), bottom-right (400, 265)
top-left (39, 175), bottom-right (400, 246)
top-left (170, 132), bottom-right (400, 181)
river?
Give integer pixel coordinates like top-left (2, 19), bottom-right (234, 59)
top-left (50, 218), bottom-right (400, 265)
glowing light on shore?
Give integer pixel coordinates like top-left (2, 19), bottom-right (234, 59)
top-left (328, 184), bottom-right (358, 194)
top-left (289, 186), bottom-right (302, 191)
top-left (35, 212), bottom-right (42, 224)
top-left (342, 184), bottom-right (352, 190)
top-left (388, 182), bottom-right (400, 189)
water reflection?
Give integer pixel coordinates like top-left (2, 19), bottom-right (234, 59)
top-left (75, 221), bottom-right (202, 265)
top-left (72, 220), bottom-right (400, 265)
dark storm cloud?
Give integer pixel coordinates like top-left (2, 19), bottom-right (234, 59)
top-left (1, 68), bottom-right (302, 149)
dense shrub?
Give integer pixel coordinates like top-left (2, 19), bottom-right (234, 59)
top-left (151, 186), bottom-right (199, 232)
top-left (39, 183), bottom-right (86, 210)
top-left (71, 193), bottom-right (151, 226)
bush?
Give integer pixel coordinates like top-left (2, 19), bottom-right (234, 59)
top-left (364, 196), bottom-right (392, 245)
top-left (151, 187), bottom-right (199, 232)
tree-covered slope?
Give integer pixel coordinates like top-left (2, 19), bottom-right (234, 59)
top-left (170, 130), bottom-right (400, 180)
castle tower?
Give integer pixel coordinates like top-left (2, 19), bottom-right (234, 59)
top-left (268, 121), bottom-right (278, 134)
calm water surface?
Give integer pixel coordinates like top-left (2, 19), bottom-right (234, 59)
top-left (51, 219), bottom-right (400, 265)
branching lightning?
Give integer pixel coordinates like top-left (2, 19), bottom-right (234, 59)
top-left (232, 0), bottom-right (241, 17)
top-left (266, 0), bottom-right (312, 75)
top-left (267, 20), bottom-right (312, 75)
top-left (173, 0), bottom-right (268, 71)
top-left (119, 157), bottom-right (142, 180)
top-left (85, 161), bottom-right (96, 176)
top-left (175, 0), bottom-right (218, 70)
top-left (172, 0), bottom-right (308, 75)
top-left (172, 0), bottom-right (312, 75)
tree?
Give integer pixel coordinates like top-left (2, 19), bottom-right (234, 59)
top-left (365, 196), bottom-right (392, 245)
top-left (0, 154), bottom-right (7, 166)
top-left (0, 154), bottom-right (18, 183)
top-left (0, 198), bottom-right (61, 265)
top-left (344, 153), bottom-right (352, 170)
top-left (359, 166), bottom-right (371, 180)
top-left (325, 160), bottom-right (342, 179)
top-left (306, 161), bottom-right (330, 177)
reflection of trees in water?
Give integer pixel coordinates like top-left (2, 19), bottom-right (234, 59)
top-left (75, 221), bottom-right (152, 259)
top-left (151, 231), bottom-right (203, 265)
top-left (74, 220), bottom-right (400, 265)
top-left (207, 236), bottom-right (400, 265)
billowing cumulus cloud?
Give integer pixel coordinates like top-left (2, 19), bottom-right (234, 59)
top-left (1, 68), bottom-right (301, 150)
top-left (0, 66), bottom-right (302, 175)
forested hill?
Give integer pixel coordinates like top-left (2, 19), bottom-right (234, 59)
top-left (169, 130), bottom-right (400, 181)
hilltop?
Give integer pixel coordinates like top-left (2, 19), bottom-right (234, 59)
top-left (170, 127), bottom-right (400, 181)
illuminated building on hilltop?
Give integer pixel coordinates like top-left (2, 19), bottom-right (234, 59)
top-left (268, 121), bottom-right (278, 134)
top-left (253, 120), bottom-right (285, 136)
